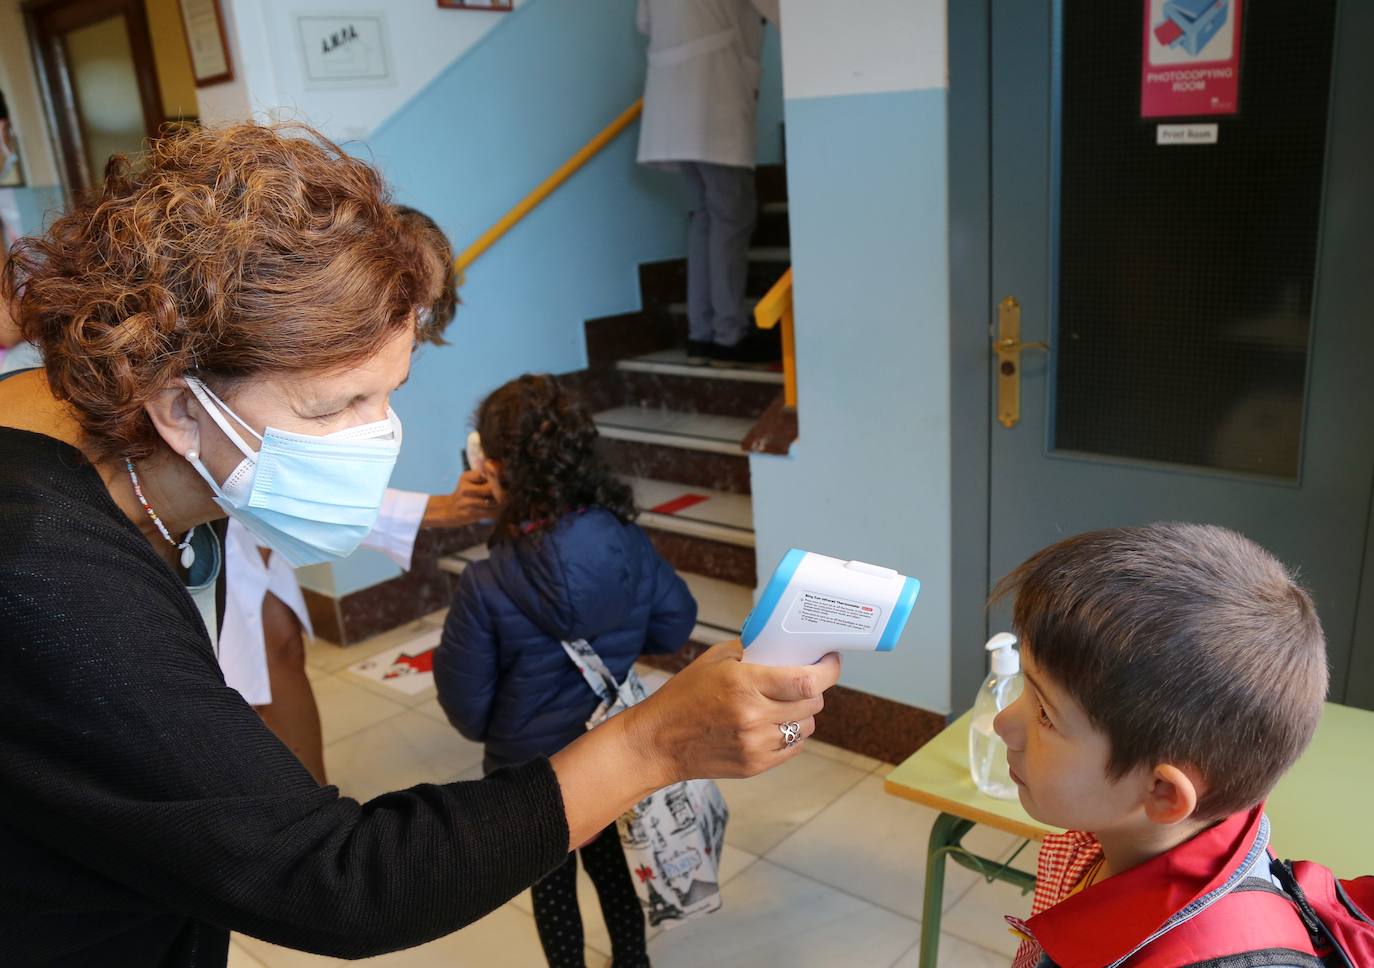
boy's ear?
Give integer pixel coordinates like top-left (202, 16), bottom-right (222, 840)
top-left (1144, 764), bottom-right (1204, 825)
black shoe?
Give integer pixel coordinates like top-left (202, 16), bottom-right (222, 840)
top-left (710, 330), bottom-right (782, 368)
top-left (685, 340), bottom-right (713, 366)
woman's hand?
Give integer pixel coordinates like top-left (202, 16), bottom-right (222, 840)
top-left (550, 641), bottom-right (841, 848)
top-left (420, 470), bottom-right (496, 528)
top-left (625, 640), bottom-right (840, 787)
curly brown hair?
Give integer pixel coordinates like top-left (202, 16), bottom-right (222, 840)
top-left (476, 374), bottom-right (637, 545)
top-left (1, 122), bottom-right (449, 462)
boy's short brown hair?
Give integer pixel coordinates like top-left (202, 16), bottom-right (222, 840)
top-left (993, 523), bottom-right (1327, 820)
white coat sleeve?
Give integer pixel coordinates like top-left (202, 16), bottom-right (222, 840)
top-left (750, 0), bottom-right (780, 24)
top-left (360, 488), bottom-right (429, 570)
top-left (636, 0), bottom-right (650, 36)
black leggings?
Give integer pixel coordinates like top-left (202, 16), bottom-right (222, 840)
top-left (530, 823), bottom-right (649, 968)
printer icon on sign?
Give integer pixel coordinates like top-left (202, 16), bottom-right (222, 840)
top-left (1154, 0), bottom-right (1230, 57)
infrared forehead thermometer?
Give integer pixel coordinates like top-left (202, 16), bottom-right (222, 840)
top-left (740, 549), bottom-right (920, 666)
top-left (465, 431), bottom-right (486, 476)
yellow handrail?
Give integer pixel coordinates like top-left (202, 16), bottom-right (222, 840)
top-left (754, 267), bottom-right (797, 408)
top-left (454, 99), bottom-right (644, 279)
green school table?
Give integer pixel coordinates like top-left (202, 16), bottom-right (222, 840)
top-left (883, 702), bottom-right (1374, 968)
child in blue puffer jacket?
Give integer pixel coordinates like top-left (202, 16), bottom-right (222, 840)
top-left (434, 373), bottom-right (697, 968)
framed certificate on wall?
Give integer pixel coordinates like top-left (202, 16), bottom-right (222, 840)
top-left (437, 0), bottom-right (513, 10)
top-left (178, 0), bottom-right (234, 87)
top-left (295, 13), bottom-right (393, 88)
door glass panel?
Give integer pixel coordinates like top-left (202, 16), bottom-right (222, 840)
top-left (1052, 1), bottom-right (1337, 479)
top-left (64, 15), bottom-right (147, 182)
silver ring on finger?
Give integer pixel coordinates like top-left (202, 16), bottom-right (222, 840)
top-left (778, 721), bottom-right (802, 748)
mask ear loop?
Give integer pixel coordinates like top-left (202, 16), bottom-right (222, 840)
top-left (184, 376), bottom-right (261, 461)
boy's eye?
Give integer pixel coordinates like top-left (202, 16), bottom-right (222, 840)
top-left (1036, 700), bottom-right (1054, 730)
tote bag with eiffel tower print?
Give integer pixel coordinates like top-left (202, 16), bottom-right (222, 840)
top-left (559, 638), bottom-right (729, 926)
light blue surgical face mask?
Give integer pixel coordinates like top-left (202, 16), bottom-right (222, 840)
top-left (183, 376), bottom-right (403, 567)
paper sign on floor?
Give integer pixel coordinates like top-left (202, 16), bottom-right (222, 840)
top-left (347, 627), bottom-right (442, 695)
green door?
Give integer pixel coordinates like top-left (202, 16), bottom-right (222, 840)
top-left (987, 0), bottom-right (1374, 705)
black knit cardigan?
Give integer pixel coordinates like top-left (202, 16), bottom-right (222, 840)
top-left (0, 427), bottom-right (569, 966)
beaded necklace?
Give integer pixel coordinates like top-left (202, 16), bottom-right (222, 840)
top-left (125, 458), bottom-right (196, 569)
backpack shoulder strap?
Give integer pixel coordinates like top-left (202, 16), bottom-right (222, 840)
top-left (1126, 879), bottom-right (1322, 967)
top-left (1276, 860), bottom-right (1372, 968)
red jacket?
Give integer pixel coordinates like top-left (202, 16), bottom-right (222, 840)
top-left (1008, 805), bottom-right (1320, 967)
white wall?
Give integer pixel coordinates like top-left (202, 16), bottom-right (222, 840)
top-left (781, 0), bottom-right (946, 99)
top-left (751, 1), bottom-right (953, 714)
top-left (198, 0), bottom-right (523, 140)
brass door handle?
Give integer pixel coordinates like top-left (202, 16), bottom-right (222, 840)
top-left (993, 297), bottom-right (1049, 428)
top-left (993, 337), bottom-right (1050, 354)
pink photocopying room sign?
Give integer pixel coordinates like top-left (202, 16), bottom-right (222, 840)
top-left (1141, 0), bottom-right (1243, 118)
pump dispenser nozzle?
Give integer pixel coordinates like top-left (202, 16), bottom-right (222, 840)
top-left (986, 632), bottom-right (1019, 677)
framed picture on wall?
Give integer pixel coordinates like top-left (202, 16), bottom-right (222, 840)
top-left (437, 0), bottom-right (513, 10)
top-left (295, 13), bottom-right (393, 88)
top-left (178, 0), bottom-right (234, 87)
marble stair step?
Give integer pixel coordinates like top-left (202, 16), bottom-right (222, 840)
top-left (593, 406), bottom-right (754, 456)
top-left (616, 347), bottom-right (783, 385)
top-left (681, 569), bottom-right (754, 645)
top-left (629, 476), bottom-right (754, 548)
top-left (665, 298), bottom-right (760, 319)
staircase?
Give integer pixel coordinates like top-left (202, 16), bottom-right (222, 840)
top-left (439, 163), bottom-right (792, 656)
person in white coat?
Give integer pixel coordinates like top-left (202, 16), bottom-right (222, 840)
top-left (637, 0), bottom-right (781, 367)
top-left (221, 476), bottom-right (493, 782)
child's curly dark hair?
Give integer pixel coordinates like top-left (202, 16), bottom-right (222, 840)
top-left (476, 374), bottom-right (637, 544)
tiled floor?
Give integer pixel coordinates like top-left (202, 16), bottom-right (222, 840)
top-left (233, 625), bottom-right (1030, 967)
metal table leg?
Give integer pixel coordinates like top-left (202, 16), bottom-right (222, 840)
top-left (919, 812), bottom-right (1037, 968)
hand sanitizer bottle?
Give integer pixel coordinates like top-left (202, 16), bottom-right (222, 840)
top-left (968, 633), bottom-right (1023, 800)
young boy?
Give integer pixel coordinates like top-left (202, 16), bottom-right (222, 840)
top-left (992, 523), bottom-right (1329, 968)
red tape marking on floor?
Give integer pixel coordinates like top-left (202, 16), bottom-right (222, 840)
top-left (384, 647), bottom-right (435, 678)
top-left (649, 494), bottom-right (710, 515)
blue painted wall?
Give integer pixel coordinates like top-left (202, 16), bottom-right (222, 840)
top-left (3, 185), bottom-right (67, 236)
top-left (324, 0), bottom-right (781, 595)
top-left (749, 88), bottom-right (952, 714)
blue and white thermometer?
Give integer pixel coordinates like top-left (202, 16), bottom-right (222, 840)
top-left (740, 549), bottom-right (920, 666)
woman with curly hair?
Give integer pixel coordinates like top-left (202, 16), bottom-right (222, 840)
top-left (218, 202), bottom-right (486, 786)
top-left (435, 374), bottom-right (697, 968)
top-left (0, 122), bottom-right (839, 966)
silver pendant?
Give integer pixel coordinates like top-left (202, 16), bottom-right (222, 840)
top-left (180, 544), bottom-right (196, 570)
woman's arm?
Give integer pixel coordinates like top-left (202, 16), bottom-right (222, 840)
top-left (0, 294), bottom-right (23, 348)
top-left (2, 532), bottom-right (838, 955)
top-left (552, 641), bottom-right (840, 848)
top-left (360, 472), bottom-right (495, 570)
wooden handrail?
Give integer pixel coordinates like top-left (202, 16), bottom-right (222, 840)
top-left (454, 99), bottom-right (644, 279)
top-left (754, 267), bottom-right (797, 408)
